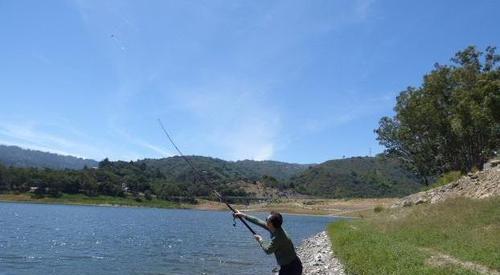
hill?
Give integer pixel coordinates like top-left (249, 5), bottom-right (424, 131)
top-left (0, 144), bottom-right (98, 170)
top-left (289, 156), bottom-right (421, 198)
top-left (137, 156), bottom-right (310, 185)
top-left (0, 145), bottom-right (422, 199)
top-left (233, 160), bottom-right (311, 181)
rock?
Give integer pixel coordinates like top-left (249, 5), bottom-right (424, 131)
top-left (392, 168), bottom-right (500, 208)
top-left (484, 159), bottom-right (500, 170)
top-left (296, 231), bottom-right (345, 275)
top-left (415, 198), bottom-right (427, 205)
top-left (403, 200), bottom-right (413, 207)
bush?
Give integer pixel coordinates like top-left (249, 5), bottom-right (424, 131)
top-left (30, 193), bottom-right (44, 199)
top-left (144, 190), bottom-right (153, 200)
top-left (427, 171), bottom-right (462, 190)
top-left (374, 205), bottom-right (384, 213)
top-left (48, 189), bottom-right (63, 198)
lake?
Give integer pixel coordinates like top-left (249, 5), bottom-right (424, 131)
top-left (0, 202), bottom-right (340, 275)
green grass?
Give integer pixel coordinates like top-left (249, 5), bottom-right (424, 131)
top-left (423, 171), bottom-right (463, 191)
top-left (328, 197), bottom-right (500, 274)
top-left (0, 193), bottom-right (182, 209)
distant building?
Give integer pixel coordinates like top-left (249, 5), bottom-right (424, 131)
top-left (121, 183), bottom-right (129, 192)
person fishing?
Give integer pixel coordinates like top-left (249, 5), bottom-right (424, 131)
top-left (158, 120), bottom-right (302, 273)
top-left (233, 210), bottom-right (303, 275)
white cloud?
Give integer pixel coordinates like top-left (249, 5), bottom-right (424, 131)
top-left (172, 79), bottom-right (281, 161)
top-left (354, 0), bottom-right (376, 21)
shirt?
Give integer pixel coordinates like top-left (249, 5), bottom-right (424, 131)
top-left (244, 214), bottom-right (298, 266)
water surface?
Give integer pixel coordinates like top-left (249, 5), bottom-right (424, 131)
top-left (0, 202), bottom-right (340, 274)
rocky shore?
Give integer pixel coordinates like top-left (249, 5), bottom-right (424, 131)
top-left (392, 162), bottom-right (500, 208)
top-left (296, 231), bottom-right (345, 275)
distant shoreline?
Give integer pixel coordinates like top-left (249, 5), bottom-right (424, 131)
top-left (0, 193), bottom-right (182, 210)
top-left (0, 193), bottom-right (394, 217)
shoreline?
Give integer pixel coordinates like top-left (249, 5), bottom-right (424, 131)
top-left (0, 193), bottom-right (396, 217)
top-left (0, 198), bottom-right (349, 217)
top-left (297, 231), bottom-right (346, 275)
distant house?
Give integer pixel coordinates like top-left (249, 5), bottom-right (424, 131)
top-left (121, 183), bottom-right (129, 192)
top-left (29, 186), bottom-right (50, 193)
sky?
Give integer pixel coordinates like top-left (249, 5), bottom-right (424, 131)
top-left (0, 0), bottom-right (499, 164)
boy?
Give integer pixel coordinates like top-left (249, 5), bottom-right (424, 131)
top-left (233, 210), bottom-right (302, 275)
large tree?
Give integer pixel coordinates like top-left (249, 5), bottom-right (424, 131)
top-left (376, 46), bottom-right (500, 184)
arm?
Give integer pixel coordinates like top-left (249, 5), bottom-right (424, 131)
top-left (256, 235), bottom-right (279, 255)
top-left (233, 210), bottom-right (269, 231)
top-left (244, 214), bottom-right (269, 231)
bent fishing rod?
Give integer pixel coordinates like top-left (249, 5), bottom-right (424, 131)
top-left (157, 119), bottom-right (257, 235)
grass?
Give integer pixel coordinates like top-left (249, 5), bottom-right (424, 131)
top-left (423, 171), bottom-right (463, 191)
top-left (328, 197), bottom-right (500, 274)
top-left (0, 193), bottom-right (181, 209)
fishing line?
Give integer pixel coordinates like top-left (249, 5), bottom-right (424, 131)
top-left (157, 119), bottom-right (257, 235)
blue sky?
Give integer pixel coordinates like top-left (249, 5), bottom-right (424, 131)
top-left (0, 0), bottom-right (499, 163)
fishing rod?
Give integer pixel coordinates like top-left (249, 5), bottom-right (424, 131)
top-left (157, 119), bottom-right (257, 235)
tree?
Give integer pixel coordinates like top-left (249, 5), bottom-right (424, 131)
top-left (79, 172), bottom-right (99, 196)
top-left (376, 46), bottom-right (500, 183)
top-left (0, 164), bottom-right (7, 192)
top-left (98, 158), bottom-right (112, 169)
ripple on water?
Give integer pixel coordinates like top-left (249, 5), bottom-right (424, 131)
top-left (0, 203), bottom-right (339, 275)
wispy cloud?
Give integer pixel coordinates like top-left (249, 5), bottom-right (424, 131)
top-left (107, 118), bottom-right (172, 158)
top-left (300, 93), bottom-right (392, 134)
top-left (172, 79), bottom-right (281, 161)
top-left (0, 121), bottom-right (102, 159)
top-left (64, 0), bottom-right (379, 162)
top-left (354, 0), bottom-right (376, 21)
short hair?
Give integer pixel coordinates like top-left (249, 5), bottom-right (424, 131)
top-left (267, 211), bottom-right (283, 228)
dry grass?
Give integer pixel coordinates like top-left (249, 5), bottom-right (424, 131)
top-left (190, 197), bottom-right (398, 216)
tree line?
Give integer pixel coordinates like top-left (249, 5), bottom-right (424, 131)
top-left (0, 158), bottom-right (248, 201)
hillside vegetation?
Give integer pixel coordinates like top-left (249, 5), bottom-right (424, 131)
top-left (0, 148), bottom-right (420, 201)
top-left (290, 156), bottom-right (421, 198)
top-left (137, 156), bottom-right (310, 186)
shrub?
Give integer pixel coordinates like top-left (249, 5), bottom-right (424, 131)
top-left (428, 171), bottom-right (462, 190)
top-left (374, 205), bottom-right (384, 213)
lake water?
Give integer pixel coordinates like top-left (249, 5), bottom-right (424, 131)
top-left (0, 202), bottom-right (340, 275)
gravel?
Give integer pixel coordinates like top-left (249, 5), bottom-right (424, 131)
top-left (296, 231), bottom-right (345, 275)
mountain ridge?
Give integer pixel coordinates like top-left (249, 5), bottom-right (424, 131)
top-left (0, 144), bottom-right (99, 170)
top-left (0, 144), bottom-right (421, 198)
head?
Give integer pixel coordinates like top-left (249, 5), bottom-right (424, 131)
top-left (266, 211), bottom-right (283, 231)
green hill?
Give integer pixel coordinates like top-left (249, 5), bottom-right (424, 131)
top-left (289, 156), bottom-right (421, 198)
top-left (138, 156), bottom-right (311, 183)
top-left (233, 160), bottom-right (311, 181)
top-left (139, 155), bottom-right (421, 198)
top-left (0, 145), bottom-right (421, 199)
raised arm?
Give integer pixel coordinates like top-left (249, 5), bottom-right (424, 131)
top-left (233, 210), bottom-right (269, 231)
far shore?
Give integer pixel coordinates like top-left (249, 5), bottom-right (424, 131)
top-left (0, 193), bottom-right (397, 217)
